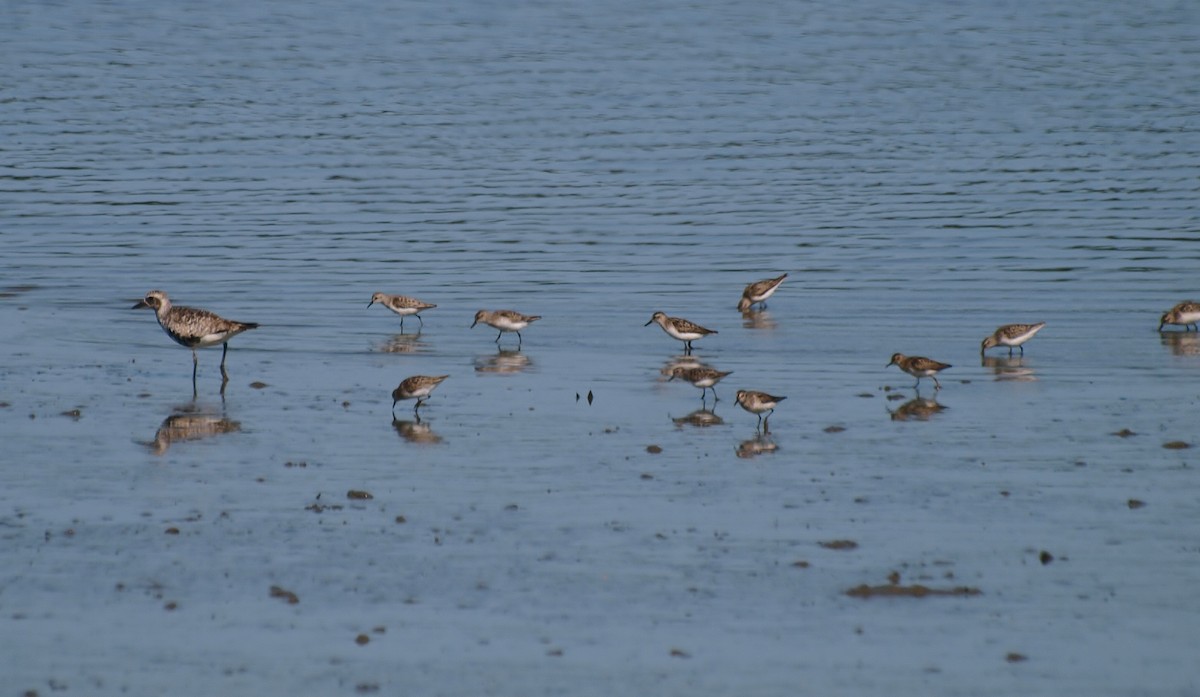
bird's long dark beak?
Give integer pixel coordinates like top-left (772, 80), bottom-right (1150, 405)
top-left (132, 300), bottom-right (148, 309)
top-left (470, 320), bottom-right (478, 328)
top-left (367, 300), bottom-right (375, 308)
top-left (643, 318), bottom-right (653, 326)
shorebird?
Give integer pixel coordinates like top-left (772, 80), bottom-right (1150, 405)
top-left (132, 290), bottom-right (258, 389)
top-left (1159, 301), bottom-right (1200, 331)
top-left (391, 375), bottom-right (449, 413)
top-left (981, 322), bottom-right (1046, 356)
top-left (471, 310), bottom-right (541, 347)
top-left (886, 353), bottom-right (952, 391)
top-left (368, 292), bottom-right (436, 332)
top-left (668, 366), bottom-right (733, 402)
top-left (738, 273), bottom-right (788, 312)
top-left (645, 311), bottom-right (717, 353)
top-left (734, 390), bottom-right (786, 431)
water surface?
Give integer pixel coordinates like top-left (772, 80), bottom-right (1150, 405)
top-left (2, 0), bottom-right (1199, 694)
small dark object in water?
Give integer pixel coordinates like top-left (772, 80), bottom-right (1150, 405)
top-left (1127, 499), bottom-right (1146, 509)
top-left (347, 490), bottom-right (373, 500)
top-left (1039, 550), bottom-right (1054, 565)
top-left (269, 585), bottom-right (299, 604)
top-left (819, 540), bottom-right (858, 551)
top-left (646, 445), bottom-right (662, 454)
top-left (1163, 440), bottom-right (1190, 449)
top-left (846, 583), bottom-right (981, 598)
top-left (587, 390), bottom-right (594, 404)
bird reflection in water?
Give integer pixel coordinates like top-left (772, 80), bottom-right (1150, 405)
top-left (671, 406), bottom-right (724, 428)
top-left (392, 415), bottom-right (443, 445)
top-left (377, 332), bottom-right (427, 355)
top-left (887, 396), bottom-right (947, 422)
top-left (1160, 331), bottom-right (1200, 357)
top-left (659, 354), bottom-right (709, 380)
top-left (736, 433), bottom-right (778, 459)
top-left (147, 403), bottom-right (240, 455)
top-left (981, 355), bottom-right (1037, 382)
top-left (474, 349), bottom-right (532, 375)
top-left (740, 309), bottom-right (777, 331)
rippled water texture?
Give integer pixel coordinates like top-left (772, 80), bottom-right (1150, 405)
top-left (2, 0), bottom-right (1199, 694)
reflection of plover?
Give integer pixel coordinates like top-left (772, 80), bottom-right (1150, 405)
top-left (368, 293), bottom-right (436, 331)
top-left (886, 353), bottom-right (952, 390)
top-left (644, 312), bottom-right (717, 353)
top-left (668, 366), bottom-right (733, 401)
top-left (981, 322), bottom-right (1046, 356)
top-left (132, 290), bottom-right (258, 388)
top-left (1159, 301), bottom-right (1200, 331)
top-left (471, 310), bottom-right (541, 347)
top-left (734, 390), bottom-right (786, 430)
top-left (392, 375), bottom-right (449, 412)
top-left (738, 273), bottom-right (788, 312)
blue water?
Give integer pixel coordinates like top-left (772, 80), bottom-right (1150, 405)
top-left (2, 1), bottom-right (1199, 694)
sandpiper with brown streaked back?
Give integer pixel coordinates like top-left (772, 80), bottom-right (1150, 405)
top-left (392, 375), bottom-right (449, 413)
top-left (368, 293), bottom-right (436, 332)
top-left (738, 273), bottom-right (788, 312)
top-left (132, 290), bottom-right (259, 390)
top-left (734, 390), bottom-right (786, 431)
top-left (886, 353), bottom-right (952, 391)
top-left (981, 322), bottom-right (1046, 356)
top-left (471, 310), bottom-right (541, 348)
top-left (668, 366), bottom-right (733, 402)
top-left (645, 311), bottom-right (717, 354)
top-left (1159, 301), bottom-right (1200, 331)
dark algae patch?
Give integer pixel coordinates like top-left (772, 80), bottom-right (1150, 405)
top-left (847, 583), bottom-right (981, 598)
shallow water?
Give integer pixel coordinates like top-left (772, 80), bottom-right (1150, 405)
top-left (2, 0), bottom-right (1200, 694)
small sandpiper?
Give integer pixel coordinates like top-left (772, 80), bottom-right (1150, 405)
top-left (392, 374), bottom-right (449, 413)
top-left (1159, 301), bottom-right (1200, 331)
top-left (645, 311), bottom-right (717, 353)
top-left (981, 322), bottom-right (1046, 356)
top-left (738, 273), bottom-right (788, 312)
top-left (368, 292), bottom-right (436, 332)
top-left (668, 366), bottom-right (733, 402)
top-left (886, 353), bottom-right (952, 391)
top-left (133, 290), bottom-right (258, 389)
top-left (734, 390), bottom-right (786, 430)
top-left (472, 310), bottom-right (541, 347)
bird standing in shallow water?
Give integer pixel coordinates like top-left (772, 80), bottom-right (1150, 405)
top-left (132, 290), bottom-right (258, 391)
top-left (471, 310), bottom-right (541, 348)
top-left (645, 311), bottom-right (717, 354)
top-left (392, 375), bottom-right (449, 413)
top-left (734, 390), bottom-right (786, 431)
top-left (368, 292), bottom-right (436, 332)
top-left (1159, 301), bottom-right (1200, 331)
top-left (981, 322), bottom-right (1046, 356)
top-left (886, 353), bottom-right (952, 391)
top-left (668, 366), bottom-right (733, 402)
top-left (738, 273), bottom-right (788, 312)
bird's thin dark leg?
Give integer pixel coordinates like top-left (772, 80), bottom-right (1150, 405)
top-left (933, 376), bottom-right (942, 390)
top-left (220, 343), bottom-right (231, 382)
top-left (399, 316), bottom-right (405, 333)
top-left (416, 314), bottom-right (424, 328)
top-left (1019, 345), bottom-right (1024, 356)
top-left (495, 331), bottom-right (503, 343)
